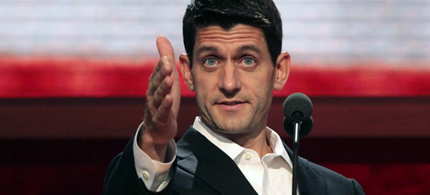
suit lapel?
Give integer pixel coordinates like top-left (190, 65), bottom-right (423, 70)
top-left (283, 142), bottom-right (328, 195)
top-left (177, 127), bottom-right (258, 195)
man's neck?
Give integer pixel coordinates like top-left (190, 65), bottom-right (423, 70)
top-left (222, 127), bottom-right (273, 158)
top-left (196, 117), bottom-right (274, 158)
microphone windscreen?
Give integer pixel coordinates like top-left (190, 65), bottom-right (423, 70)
top-left (283, 93), bottom-right (313, 121)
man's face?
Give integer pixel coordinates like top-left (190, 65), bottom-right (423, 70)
top-left (180, 24), bottom-right (289, 135)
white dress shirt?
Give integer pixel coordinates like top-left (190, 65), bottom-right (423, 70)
top-left (134, 117), bottom-right (297, 195)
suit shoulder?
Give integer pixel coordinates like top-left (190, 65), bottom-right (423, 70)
top-left (301, 158), bottom-right (365, 194)
top-left (304, 159), bottom-right (347, 180)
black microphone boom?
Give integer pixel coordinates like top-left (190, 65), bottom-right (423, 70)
top-left (283, 116), bottom-right (313, 138)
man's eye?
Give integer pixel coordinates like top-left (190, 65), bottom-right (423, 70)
top-left (240, 57), bottom-right (256, 67)
top-left (204, 58), bottom-right (219, 67)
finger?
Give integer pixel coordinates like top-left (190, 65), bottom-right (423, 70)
top-left (155, 94), bottom-right (173, 123)
top-left (147, 61), bottom-right (173, 96)
top-left (151, 76), bottom-right (173, 109)
top-left (148, 57), bottom-right (167, 82)
top-left (153, 60), bottom-right (173, 87)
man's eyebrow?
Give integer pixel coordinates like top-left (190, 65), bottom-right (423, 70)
top-left (196, 46), bottom-right (219, 55)
top-left (237, 45), bottom-right (262, 55)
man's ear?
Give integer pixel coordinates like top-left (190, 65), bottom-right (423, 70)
top-left (274, 52), bottom-right (291, 90)
top-left (179, 53), bottom-right (195, 91)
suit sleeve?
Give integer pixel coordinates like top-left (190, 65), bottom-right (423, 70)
top-left (102, 135), bottom-right (177, 195)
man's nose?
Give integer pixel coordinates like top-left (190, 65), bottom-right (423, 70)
top-left (218, 62), bottom-right (241, 97)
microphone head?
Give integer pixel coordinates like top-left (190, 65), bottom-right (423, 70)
top-left (283, 116), bottom-right (313, 138)
top-left (283, 93), bottom-right (313, 121)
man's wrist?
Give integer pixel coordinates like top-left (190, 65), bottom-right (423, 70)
top-left (133, 122), bottom-right (177, 192)
top-left (137, 122), bottom-right (172, 162)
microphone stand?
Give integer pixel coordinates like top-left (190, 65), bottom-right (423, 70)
top-left (292, 113), bottom-right (302, 195)
top-left (283, 93), bottom-right (313, 195)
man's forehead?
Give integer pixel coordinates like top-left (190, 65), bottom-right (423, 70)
top-left (195, 45), bottom-right (263, 55)
top-left (194, 24), bottom-right (265, 45)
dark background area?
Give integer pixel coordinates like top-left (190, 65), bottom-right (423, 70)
top-left (2, 97), bottom-right (430, 194)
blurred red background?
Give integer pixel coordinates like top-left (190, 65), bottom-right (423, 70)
top-left (1, 56), bottom-right (430, 194)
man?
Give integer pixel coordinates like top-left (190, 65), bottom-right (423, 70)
top-left (103, 0), bottom-right (365, 194)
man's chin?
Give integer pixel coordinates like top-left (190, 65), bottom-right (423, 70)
top-left (211, 124), bottom-right (250, 135)
top-left (202, 114), bottom-right (252, 134)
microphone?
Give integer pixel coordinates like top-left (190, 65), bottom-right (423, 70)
top-left (282, 93), bottom-right (313, 138)
top-left (282, 93), bottom-right (313, 195)
top-left (283, 92), bottom-right (313, 123)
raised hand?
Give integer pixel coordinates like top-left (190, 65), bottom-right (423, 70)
top-left (139, 36), bottom-right (181, 162)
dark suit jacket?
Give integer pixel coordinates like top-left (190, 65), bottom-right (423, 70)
top-left (103, 127), bottom-right (365, 195)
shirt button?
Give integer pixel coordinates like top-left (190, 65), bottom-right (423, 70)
top-left (245, 153), bottom-right (252, 160)
top-left (142, 170), bottom-right (150, 180)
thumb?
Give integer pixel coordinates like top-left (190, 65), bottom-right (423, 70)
top-left (156, 36), bottom-right (175, 59)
